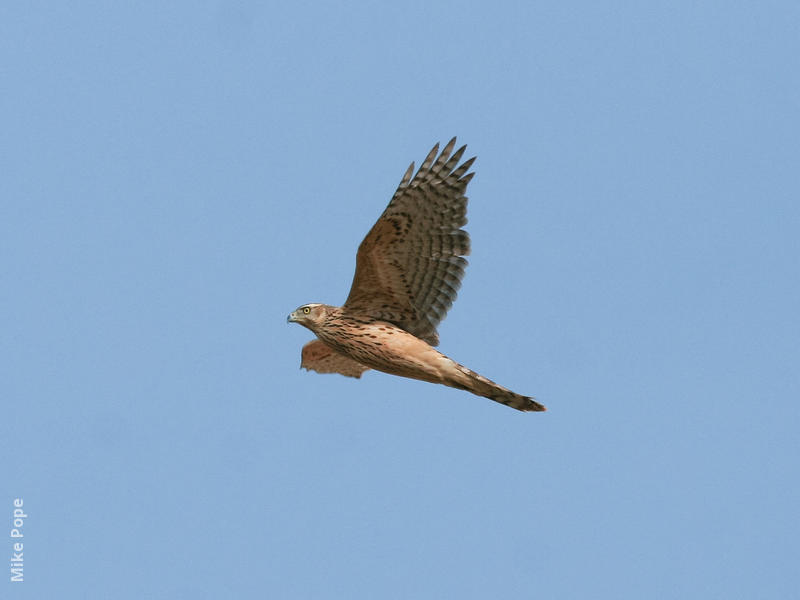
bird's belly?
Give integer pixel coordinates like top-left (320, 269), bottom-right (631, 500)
top-left (318, 321), bottom-right (451, 384)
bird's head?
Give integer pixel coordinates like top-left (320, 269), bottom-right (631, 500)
top-left (287, 303), bottom-right (328, 331)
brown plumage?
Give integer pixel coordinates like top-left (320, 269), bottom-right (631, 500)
top-left (288, 138), bottom-right (545, 412)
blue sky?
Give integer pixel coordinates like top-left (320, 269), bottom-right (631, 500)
top-left (2, 2), bottom-right (799, 598)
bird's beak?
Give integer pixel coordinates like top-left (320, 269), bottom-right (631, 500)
top-left (287, 311), bottom-right (297, 323)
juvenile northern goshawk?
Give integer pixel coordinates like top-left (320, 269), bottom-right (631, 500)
top-left (288, 138), bottom-right (545, 412)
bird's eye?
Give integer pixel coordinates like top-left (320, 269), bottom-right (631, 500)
top-left (302, 307), bottom-right (311, 314)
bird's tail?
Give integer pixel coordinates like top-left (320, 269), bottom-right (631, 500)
top-left (446, 363), bottom-right (546, 412)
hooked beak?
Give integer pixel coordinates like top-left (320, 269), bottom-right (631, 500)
top-left (287, 311), bottom-right (298, 323)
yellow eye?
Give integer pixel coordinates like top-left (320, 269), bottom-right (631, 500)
top-left (302, 307), bottom-right (311, 314)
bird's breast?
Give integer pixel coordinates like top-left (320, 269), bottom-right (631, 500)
top-left (316, 317), bottom-right (450, 383)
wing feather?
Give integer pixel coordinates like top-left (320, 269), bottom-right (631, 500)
top-left (343, 138), bottom-right (474, 346)
top-left (301, 339), bottom-right (370, 378)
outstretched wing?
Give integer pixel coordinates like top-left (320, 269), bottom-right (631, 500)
top-left (343, 138), bottom-right (474, 346)
top-left (301, 339), bottom-right (370, 378)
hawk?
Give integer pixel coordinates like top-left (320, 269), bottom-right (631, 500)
top-left (288, 138), bottom-right (545, 412)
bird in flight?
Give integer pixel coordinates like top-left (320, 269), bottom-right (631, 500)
top-left (288, 138), bottom-right (545, 412)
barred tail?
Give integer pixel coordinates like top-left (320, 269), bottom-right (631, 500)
top-left (447, 363), bottom-right (546, 412)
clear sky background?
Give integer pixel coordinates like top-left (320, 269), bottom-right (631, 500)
top-left (2, 2), bottom-right (799, 599)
